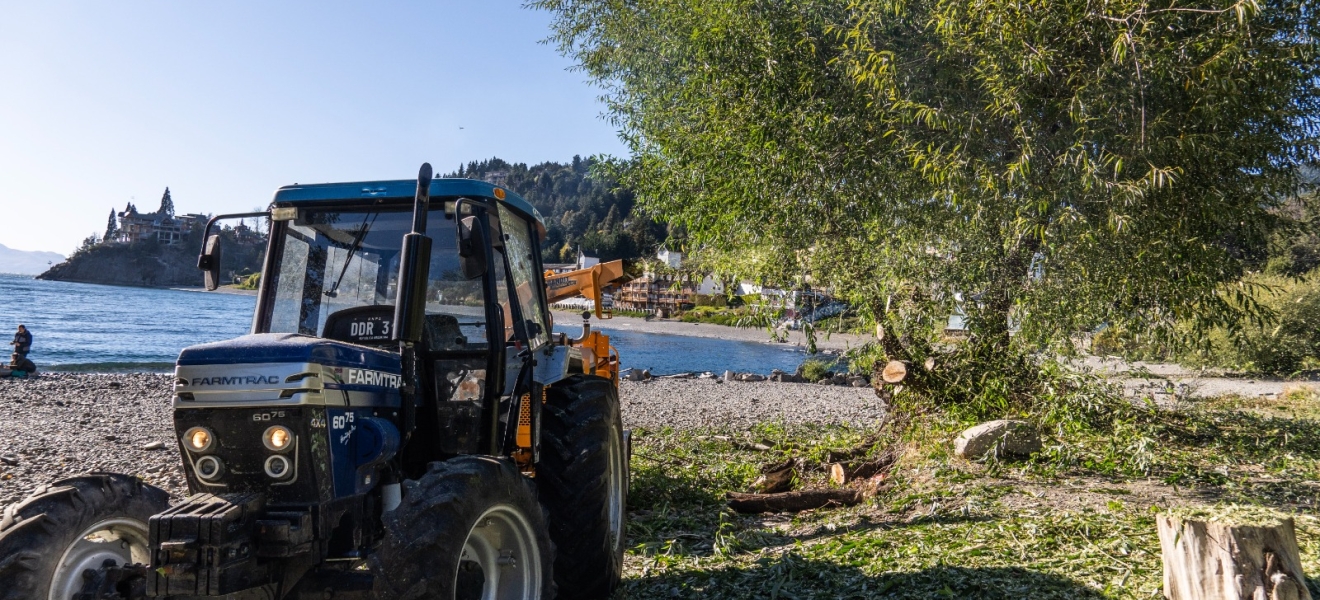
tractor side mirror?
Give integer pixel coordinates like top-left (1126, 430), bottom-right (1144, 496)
top-left (457, 216), bottom-right (488, 279)
top-left (198, 234), bottom-right (223, 291)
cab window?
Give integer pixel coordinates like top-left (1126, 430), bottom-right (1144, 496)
top-left (498, 204), bottom-right (549, 349)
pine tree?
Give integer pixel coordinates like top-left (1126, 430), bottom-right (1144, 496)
top-left (158, 187), bottom-right (174, 216)
top-left (601, 204), bottom-right (621, 232)
top-left (104, 209), bottom-right (117, 242)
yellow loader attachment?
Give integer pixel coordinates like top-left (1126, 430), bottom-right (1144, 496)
top-left (545, 260), bottom-right (625, 320)
top-left (543, 260), bottom-right (626, 383)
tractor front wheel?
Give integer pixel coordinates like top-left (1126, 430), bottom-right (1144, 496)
top-left (0, 473), bottom-right (170, 600)
top-left (537, 374), bottom-right (628, 599)
top-left (370, 456), bottom-right (555, 600)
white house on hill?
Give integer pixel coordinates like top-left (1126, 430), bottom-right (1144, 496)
top-left (576, 247), bottom-right (600, 270)
top-left (657, 245), bottom-right (682, 269)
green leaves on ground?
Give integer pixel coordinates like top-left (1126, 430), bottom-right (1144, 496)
top-left (622, 406), bottom-right (1320, 598)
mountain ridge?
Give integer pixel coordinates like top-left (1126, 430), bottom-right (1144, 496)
top-left (0, 244), bottom-right (65, 275)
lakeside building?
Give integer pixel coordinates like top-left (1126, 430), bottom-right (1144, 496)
top-left (543, 262), bottom-right (577, 275)
top-left (112, 203), bottom-right (205, 245)
top-left (614, 274), bottom-right (698, 316)
top-left (543, 245), bottom-right (602, 275)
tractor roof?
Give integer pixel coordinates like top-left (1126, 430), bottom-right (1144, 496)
top-left (270, 178), bottom-right (544, 226)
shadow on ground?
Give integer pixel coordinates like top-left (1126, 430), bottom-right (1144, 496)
top-left (616, 559), bottom-right (1113, 600)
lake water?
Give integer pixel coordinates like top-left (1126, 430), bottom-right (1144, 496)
top-left (0, 274), bottom-right (813, 375)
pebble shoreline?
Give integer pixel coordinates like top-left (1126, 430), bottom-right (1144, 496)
top-left (0, 373), bottom-right (884, 505)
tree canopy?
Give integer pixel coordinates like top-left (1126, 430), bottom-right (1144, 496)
top-left (104, 209), bottom-right (117, 241)
top-left (158, 187), bottom-right (174, 216)
top-left (535, 0), bottom-right (1320, 361)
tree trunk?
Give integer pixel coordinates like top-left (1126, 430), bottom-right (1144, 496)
top-left (1157, 513), bottom-right (1312, 600)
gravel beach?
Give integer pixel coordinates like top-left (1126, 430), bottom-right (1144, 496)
top-left (552, 309), bottom-right (872, 352)
top-left (0, 373), bottom-right (883, 506)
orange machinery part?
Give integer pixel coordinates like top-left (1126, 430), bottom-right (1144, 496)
top-left (544, 260), bottom-right (625, 320)
top-left (542, 260), bottom-right (625, 384)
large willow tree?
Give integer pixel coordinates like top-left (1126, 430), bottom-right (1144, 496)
top-left (536, 0), bottom-right (1319, 384)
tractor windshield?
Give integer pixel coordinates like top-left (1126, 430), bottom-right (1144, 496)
top-left (263, 206), bottom-right (490, 349)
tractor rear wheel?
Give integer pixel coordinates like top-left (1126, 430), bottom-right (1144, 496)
top-left (370, 456), bottom-right (554, 600)
top-left (537, 374), bottom-right (628, 599)
top-left (0, 473), bottom-right (170, 600)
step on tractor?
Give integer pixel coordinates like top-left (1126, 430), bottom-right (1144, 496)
top-left (0, 164), bottom-right (631, 600)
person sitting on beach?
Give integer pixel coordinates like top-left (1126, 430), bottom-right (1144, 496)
top-left (10, 324), bottom-right (32, 365)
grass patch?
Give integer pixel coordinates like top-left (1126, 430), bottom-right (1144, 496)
top-left (620, 408), bottom-right (1320, 598)
top-left (1201, 385), bottom-right (1320, 420)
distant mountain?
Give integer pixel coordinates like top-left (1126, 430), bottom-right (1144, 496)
top-left (0, 244), bottom-right (64, 275)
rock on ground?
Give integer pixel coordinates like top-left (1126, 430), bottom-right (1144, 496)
top-left (0, 373), bottom-right (887, 507)
top-left (954, 419), bottom-right (1041, 459)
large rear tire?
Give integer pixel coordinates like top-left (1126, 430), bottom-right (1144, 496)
top-left (370, 456), bottom-right (555, 600)
top-left (537, 375), bottom-right (628, 599)
top-left (0, 473), bottom-right (170, 600)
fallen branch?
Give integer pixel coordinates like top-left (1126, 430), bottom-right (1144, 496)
top-left (825, 434), bottom-right (881, 463)
top-left (726, 489), bottom-right (865, 513)
top-left (845, 448), bottom-right (898, 480)
top-left (751, 458), bottom-right (800, 494)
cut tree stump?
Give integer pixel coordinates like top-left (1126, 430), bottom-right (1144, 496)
top-left (828, 463), bottom-right (846, 485)
top-left (1158, 508), bottom-right (1312, 600)
top-left (880, 360), bottom-right (908, 384)
top-left (726, 489), bottom-right (864, 513)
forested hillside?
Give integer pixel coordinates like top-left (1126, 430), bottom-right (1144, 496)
top-left (447, 156), bottom-right (667, 262)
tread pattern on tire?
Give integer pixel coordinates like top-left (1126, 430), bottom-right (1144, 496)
top-left (0, 473), bottom-right (170, 600)
top-left (370, 456), bottom-right (555, 600)
top-left (537, 374), bottom-right (626, 599)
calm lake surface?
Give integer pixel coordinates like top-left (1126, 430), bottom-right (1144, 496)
top-left (0, 274), bottom-right (813, 374)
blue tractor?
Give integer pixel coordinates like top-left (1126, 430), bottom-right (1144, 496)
top-left (0, 165), bottom-right (628, 599)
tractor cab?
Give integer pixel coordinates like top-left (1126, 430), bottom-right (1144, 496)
top-left (176, 178), bottom-right (567, 487)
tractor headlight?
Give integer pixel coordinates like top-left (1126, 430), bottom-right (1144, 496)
top-left (264, 455), bottom-right (292, 479)
top-left (195, 455), bottom-right (224, 481)
top-left (183, 427), bottom-right (214, 453)
top-left (262, 426), bottom-right (293, 452)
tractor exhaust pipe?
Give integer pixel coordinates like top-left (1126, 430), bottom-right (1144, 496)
top-left (393, 163), bottom-right (433, 444)
top-left (393, 163), bottom-right (433, 343)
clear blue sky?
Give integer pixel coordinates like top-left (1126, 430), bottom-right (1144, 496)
top-left (0, 1), bottom-right (624, 255)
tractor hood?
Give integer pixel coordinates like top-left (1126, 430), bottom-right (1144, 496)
top-left (174, 333), bottom-right (403, 408)
top-left (177, 333), bottom-right (399, 370)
